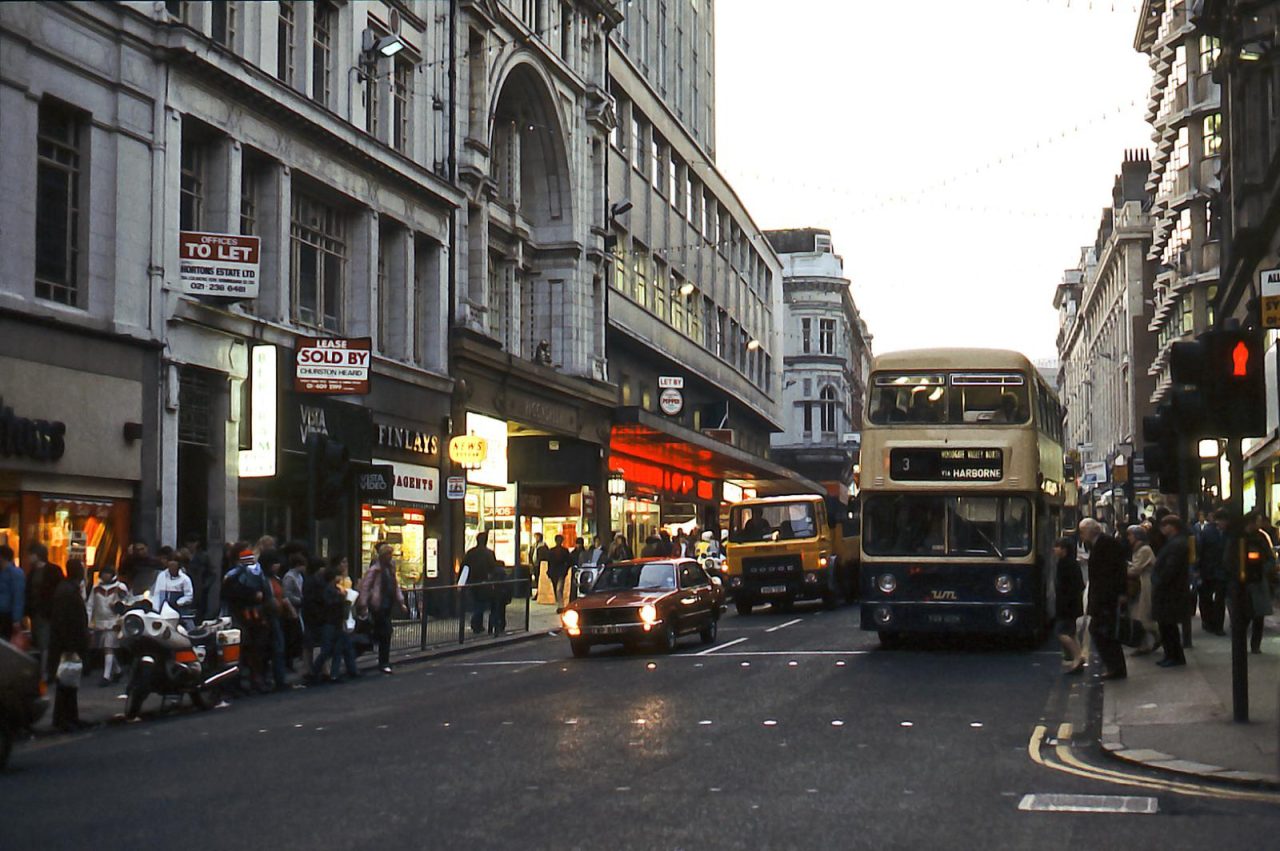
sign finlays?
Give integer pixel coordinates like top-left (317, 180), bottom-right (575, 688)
top-left (376, 422), bottom-right (440, 457)
top-left (179, 231), bottom-right (260, 298)
top-left (295, 337), bottom-right (372, 395)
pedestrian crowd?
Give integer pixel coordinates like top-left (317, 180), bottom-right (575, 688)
top-left (1055, 507), bottom-right (1278, 680)
top-left (0, 532), bottom-right (418, 732)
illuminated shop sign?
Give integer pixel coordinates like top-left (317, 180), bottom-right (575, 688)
top-left (610, 455), bottom-right (714, 501)
top-left (449, 435), bottom-right (489, 466)
top-left (0, 397), bottom-right (66, 462)
top-left (238, 345), bottom-right (277, 478)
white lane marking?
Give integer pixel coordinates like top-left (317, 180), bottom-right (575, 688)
top-left (686, 649), bottom-right (872, 657)
top-left (693, 636), bottom-right (748, 655)
top-left (765, 617), bottom-right (803, 633)
top-left (454, 660), bottom-right (549, 666)
top-left (1018, 794), bottom-right (1159, 814)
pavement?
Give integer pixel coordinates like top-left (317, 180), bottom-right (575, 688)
top-left (1100, 613), bottom-right (1280, 787)
top-left (31, 601), bottom-right (564, 732)
top-left (6, 603), bottom-right (1280, 849)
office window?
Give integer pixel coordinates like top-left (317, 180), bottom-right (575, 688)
top-left (819, 319), bottom-right (836, 355)
top-left (393, 58), bottom-right (412, 151)
top-left (669, 157), bottom-right (679, 206)
top-left (1203, 113), bottom-right (1222, 156)
top-left (291, 192), bottom-right (346, 332)
top-left (633, 247), bottom-right (648, 308)
top-left (654, 261), bottom-right (667, 322)
top-left (312, 1), bottom-right (336, 106)
top-left (277, 1), bottom-right (296, 84)
top-left (803, 398), bottom-right (813, 434)
top-left (614, 254), bottom-right (626, 291)
top-left (1199, 35), bottom-right (1220, 73)
top-left (35, 99), bottom-right (84, 307)
top-left (716, 309), bottom-right (727, 359)
top-left (179, 134), bottom-right (206, 232)
top-left (802, 378), bottom-right (812, 396)
top-left (671, 278), bottom-right (686, 334)
top-left (631, 116), bottom-right (641, 170)
top-left (801, 318), bottom-right (811, 353)
top-left (820, 385), bottom-right (838, 433)
top-left (651, 135), bottom-right (661, 190)
top-left (211, 1), bottom-right (236, 49)
top-left (240, 160), bottom-right (258, 236)
top-left (685, 174), bottom-right (694, 222)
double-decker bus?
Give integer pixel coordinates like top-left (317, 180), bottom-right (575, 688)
top-left (858, 349), bottom-right (1065, 645)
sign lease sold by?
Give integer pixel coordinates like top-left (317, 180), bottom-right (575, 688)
top-left (295, 337), bottom-right (372, 395)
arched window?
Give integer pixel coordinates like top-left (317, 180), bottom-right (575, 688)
top-left (819, 385), bottom-right (838, 434)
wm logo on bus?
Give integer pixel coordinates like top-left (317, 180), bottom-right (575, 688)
top-left (927, 590), bottom-right (958, 601)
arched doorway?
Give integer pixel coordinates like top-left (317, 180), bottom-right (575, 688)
top-left (485, 62), bottom-right (578, 367)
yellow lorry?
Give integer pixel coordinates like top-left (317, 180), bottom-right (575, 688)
top-left (723, 494), bottom-right (860, 615)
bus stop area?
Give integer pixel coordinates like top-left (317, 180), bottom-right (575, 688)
top-left (1100, 613), bottom-right (1280, 787)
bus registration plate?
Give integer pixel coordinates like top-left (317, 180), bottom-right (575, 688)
top-left (760, 584), bottom-right (788, 595)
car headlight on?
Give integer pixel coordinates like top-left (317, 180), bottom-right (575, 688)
top-left (123, 614), bottom-right (144, 637)
top-left (877, 574), bottom-right (897, 594)
top-left (640, 604), bottom-right (657, 625)
top-left (561, 609), bottom-right (580, 629)
top-left (995, 574), bottom-right (1013, 595)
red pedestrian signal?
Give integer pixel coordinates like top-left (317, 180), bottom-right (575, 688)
top-left (1232, 340), bottom-right (1249, 377)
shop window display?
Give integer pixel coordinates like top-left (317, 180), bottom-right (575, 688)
top-left (19, 495), bottom-right (129, 572)
top-left (361, 505), bottom-right (427, 587)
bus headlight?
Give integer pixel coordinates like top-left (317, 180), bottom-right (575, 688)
top-left (998, 607), bottom-right (1016, 626)
top-left (877, 574), bottom-right (897, 594)
top-left (995, 575), bottom-right (1013, 595)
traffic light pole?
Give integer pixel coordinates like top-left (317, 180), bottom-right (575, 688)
top-left (1226, 438), bottom-right (1248, 723)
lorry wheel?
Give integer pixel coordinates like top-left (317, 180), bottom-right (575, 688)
top-left (821, 590), bottom-right (839, 610)
top-left (735, 600), bottom-right (753, 617)
top-left (570, 639), bottom-right (591, 658)
top-left (877, 631), bottom-right (902, 650)
top-left (0, 725), bottom-right (12, 771)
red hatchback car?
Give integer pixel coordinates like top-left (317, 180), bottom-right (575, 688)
top-left (561, 558), bottom-right (725, 657)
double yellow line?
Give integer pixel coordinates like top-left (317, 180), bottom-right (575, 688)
top-left (1028, 723), bottom-right (1280, 804)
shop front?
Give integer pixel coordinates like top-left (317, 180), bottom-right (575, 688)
top-left (364, 417), bottom-right (445, 588)
top-left (0, 317), bottom-right (157, 574)
top-left (609, 407), bottom-right (823, 554)
top-left (449, 339), bottom-right (616, 580)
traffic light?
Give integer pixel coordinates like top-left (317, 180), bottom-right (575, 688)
top-left (305, 432), bottom-right (349, 519)
top-left (1167, 329), bottom-right (1266, 438)
top-left (1206, 328), bottom-right (1266, 438)
top-left (1142, 405), bottom-right (1186, 494)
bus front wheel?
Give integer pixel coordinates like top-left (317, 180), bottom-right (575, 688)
top-left (877, 631), bottom-right (902, 649)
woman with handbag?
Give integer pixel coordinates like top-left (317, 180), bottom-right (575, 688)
top-left (49, 559), bottom-right (90, 732)
top-left (1126, 526), bottom-right (1159, 656)
top-left (86, 565), bottom-right (129, 686)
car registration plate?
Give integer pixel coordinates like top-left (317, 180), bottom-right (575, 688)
top-left (590, 625), bottom-right (628, 635)
top-left (760, 584), bottom-right (788, 595)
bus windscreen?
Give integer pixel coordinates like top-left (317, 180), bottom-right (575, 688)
top-left (862, 495), bottom-right (1031, 558)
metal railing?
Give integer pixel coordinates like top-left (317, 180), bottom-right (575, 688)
top-left (389, 578), bottom-right (532, 653)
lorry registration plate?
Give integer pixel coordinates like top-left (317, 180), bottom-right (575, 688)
top-left (760, 584), bottom-right (788, 595)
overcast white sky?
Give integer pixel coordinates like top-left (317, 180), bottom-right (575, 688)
top-left (714, 0), bottom-right (1155, 361)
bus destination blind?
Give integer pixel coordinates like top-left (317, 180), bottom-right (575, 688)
top-left (889, 448), bottom-right (1003, 482)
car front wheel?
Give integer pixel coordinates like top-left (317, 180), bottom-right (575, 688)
top-left (570, 639), bottom-right (591, 658)
top-left (659, 621), bottom-right (678, 653)
top-left (699, 616), bottom-right (718, 645)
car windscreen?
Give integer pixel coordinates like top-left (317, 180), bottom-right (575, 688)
top-left (728, 502), bottom-right (818, 543)
top-left (862, 494), bottom-right (1031, 558)
top-left (593, 563), bottom-right (677, 592)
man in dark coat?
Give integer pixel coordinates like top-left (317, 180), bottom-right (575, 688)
top-left (464, 532), bottom-right (499, 634)
top-left (1151, 515), bottom-right (1190, 667)
top-left (48, 560), bottom-right (89, 730)
top-left (1079, 519), bottom-right (1127, 680)
top-left (546, 535), bottom-right (572, 609)
top-left (1196, 510), bottom-right (1229, 635)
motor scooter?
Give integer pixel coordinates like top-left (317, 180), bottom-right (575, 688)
top-left (117, 599), bottom-right (241, 720)
top-left (0, 638), bottom-right (47, 770)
